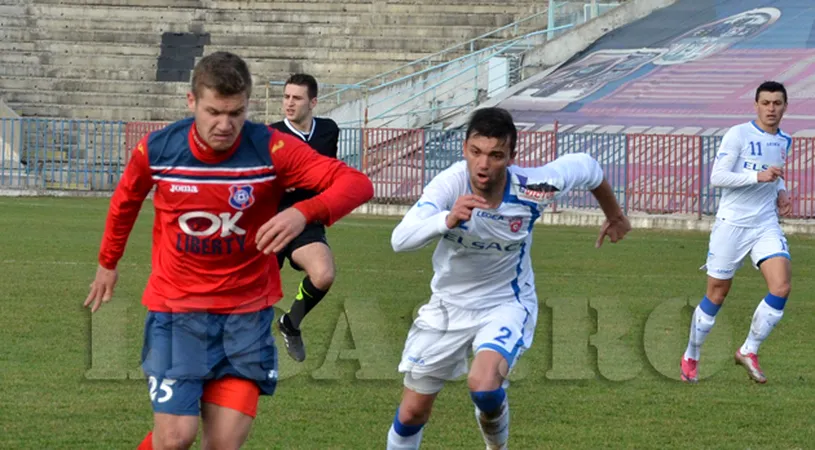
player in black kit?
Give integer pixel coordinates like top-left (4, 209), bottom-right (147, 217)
top-left (270, 74), bottom-right (341, 362)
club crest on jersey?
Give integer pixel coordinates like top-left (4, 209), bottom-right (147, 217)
top-left (508, 217), bottom-right (523, 233)
top-left (229, 185), bottom-right (255, 210)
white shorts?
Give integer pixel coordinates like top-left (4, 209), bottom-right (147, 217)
top-left (703, 219), bottom-right (790, 280)
top-left (397, 296), bottom-right (536, 394)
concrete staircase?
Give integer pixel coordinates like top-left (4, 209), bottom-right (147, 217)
top-left (0, 0), bottom-right (549, 122)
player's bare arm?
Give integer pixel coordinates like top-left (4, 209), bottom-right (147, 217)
top-left (777, 189), bottom-right (792, 216)
top-left (591, 178), bottom-right (631, 248)
top-left (445, 194), bottom-right (490, 229)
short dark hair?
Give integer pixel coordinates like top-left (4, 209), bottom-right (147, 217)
top-left (465, 107), bottom-right (517, 156)
top-left (285, 73), bottom-right (319, 99)
top-left (191, 51), bottom-right (253, 98)
top-left (756, 81), bottom-right (787, 103)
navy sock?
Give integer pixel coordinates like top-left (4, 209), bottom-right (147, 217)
top-left (392, 408), bottom-right (424, 437)
top-left (764, 293), bottom-right (787, 310)
top-left (699, 296), bottom-right (721, 316)
top-left (471, 388), bottom-right (506, 415)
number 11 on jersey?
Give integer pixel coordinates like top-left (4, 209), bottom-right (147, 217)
top-left (750, 142), bottom-right (763, 156)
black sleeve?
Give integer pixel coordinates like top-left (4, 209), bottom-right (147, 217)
top-left (329, 121), bottom-right (340, 159)
top-left (269, 121), bottom-right (286, 133)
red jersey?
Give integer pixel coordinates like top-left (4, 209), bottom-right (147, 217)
top-left (97, 117), bottom-right (373, 314)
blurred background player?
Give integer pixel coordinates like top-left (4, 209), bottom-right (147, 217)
top-left (681, 81), bottom-right (792, 384)
top-left (270, 73), bottom-right (341, 362)
top-left (84, 52), bottom-right (373, 450)
top-left (386, 107), bottom-right (631, 450)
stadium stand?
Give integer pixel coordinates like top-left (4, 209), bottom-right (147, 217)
top-left (352, 0), bottom-right (815, 217)
top-left (3, 0), bottom-right (812, 222)
top-left (0, 0), bottom-right (552, 121)
top-left (492, 0), bottom-right (815, 136)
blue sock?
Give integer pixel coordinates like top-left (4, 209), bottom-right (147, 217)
top-left (470, 388), bottom-right (506, 415)
top-left (764, 293), bottom-right (787, 311)
top-left (392, 408), bottom-right (424, 437)
top-left (699, 296), bottom-right (721, 317)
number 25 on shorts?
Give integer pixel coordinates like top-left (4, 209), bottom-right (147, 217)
top-left (148, 376), bottom-right (176, 404)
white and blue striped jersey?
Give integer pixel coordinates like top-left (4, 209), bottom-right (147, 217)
top-left (711, 121), bottom-right (791, 227)
top-left (391, 153), bottom-right (604, 311)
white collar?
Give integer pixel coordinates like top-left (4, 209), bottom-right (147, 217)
top-left (284, 117), bottom-right (316, 142)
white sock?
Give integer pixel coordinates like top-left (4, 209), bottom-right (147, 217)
top-left (387, 424), bottom-right (423, 450)
top-left (740, 299), bottom-right (784, 355)
top-left (684, 305), bottom-right (716, 361)
top-left (475, 398), bottom-right (509, 449)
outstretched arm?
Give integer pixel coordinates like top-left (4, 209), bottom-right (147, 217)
top-left (272, 132), bottom-right (373, 226)
top-left (590, 178), bottom-right (630, 248)
top-left (256, 132), bottom-right (373, 254)
top-left (519, 152), bottom-right (605, 196)
top-left (592, 179), bottom-right (625, 218)
top-left (549, 153), bottom-right (629, 247)
top-left (86, 136), bottom-right (154, 312)
top-left (521, 153), bottom-right (628, 247)
top-left (98, 137), bottom-right (155, 269)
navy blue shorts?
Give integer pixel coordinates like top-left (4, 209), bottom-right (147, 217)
top-left (140, 307), bottom-right (278, 416)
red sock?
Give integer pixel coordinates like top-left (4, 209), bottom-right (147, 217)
top-left (137, 432), bottom-right (153, 450)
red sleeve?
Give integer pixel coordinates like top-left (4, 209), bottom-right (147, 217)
top-left (98, 136), bottom-right (155, 269)
top-left (270, 131), bottom-right (373, 226)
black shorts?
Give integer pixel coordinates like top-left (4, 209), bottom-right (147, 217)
top-left (277, 223), bottom-right (329, 271)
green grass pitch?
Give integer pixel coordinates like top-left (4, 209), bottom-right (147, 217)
top-left (0, 197), bottom-right (813, 449)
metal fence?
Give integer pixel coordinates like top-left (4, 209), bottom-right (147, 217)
top-left (2, 118), bottom-right (814, 219)
top-left (0, 118), bottom-right (126, 190)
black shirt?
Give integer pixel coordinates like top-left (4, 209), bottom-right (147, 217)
top-left (269, 117), bottom-right (340, 210)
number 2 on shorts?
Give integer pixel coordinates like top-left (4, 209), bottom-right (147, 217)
top-left (494, 327), bottom-right (512, 345)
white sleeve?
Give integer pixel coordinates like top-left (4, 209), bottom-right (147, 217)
top-left (710, 128), bottom-right (758, 188)
top-left (777, 140), bottom-right (790, 192)
top-left (517, 152), bottom-right (604, 195)
top-left (391, 173), bottom-right (456, 252)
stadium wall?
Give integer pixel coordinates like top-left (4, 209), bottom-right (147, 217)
top-left (326, 0), bottom-right (670, 130)
top-left (0, 101), bottom-right (21, 167)
top-left (0, 100), bottom-right (26, 187)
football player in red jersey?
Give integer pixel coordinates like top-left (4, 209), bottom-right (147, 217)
top-left (84, 51), bottom-right (373, 450)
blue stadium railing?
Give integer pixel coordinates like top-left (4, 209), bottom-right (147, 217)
top-left (2, 118), bottom-right (814, 219)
